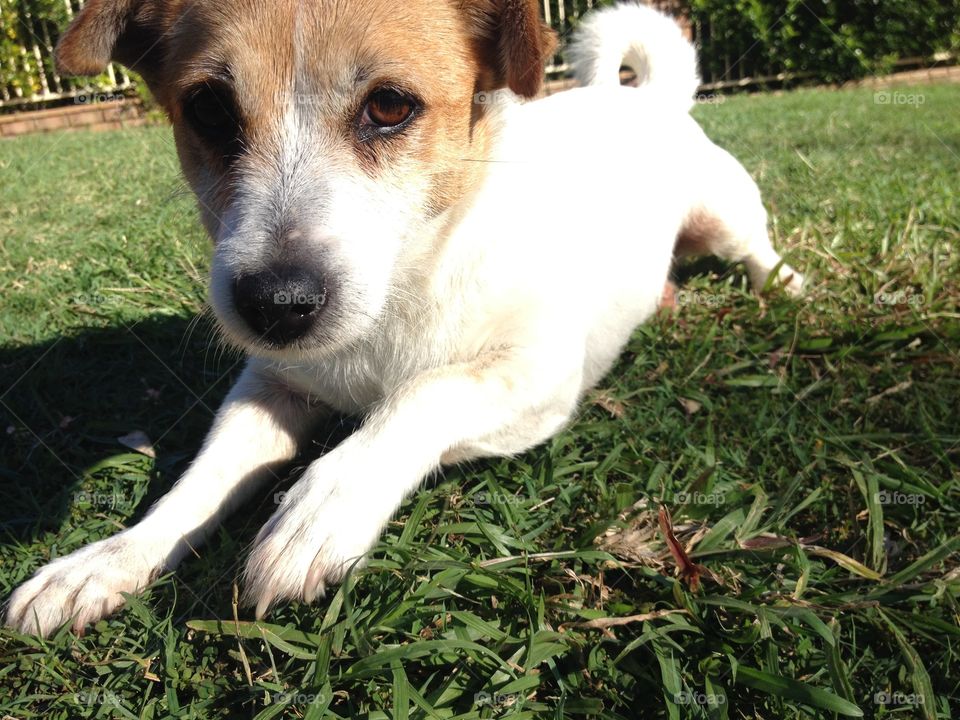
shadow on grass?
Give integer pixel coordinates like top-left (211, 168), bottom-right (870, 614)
top-left (0, 315), bottom-right (234, 541)
top-left (0, 313), bottom-right (370, 623)
top-left (0, 314), bottom-right (354, 545)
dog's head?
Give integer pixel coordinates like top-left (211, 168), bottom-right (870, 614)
top-left (58, 0), bottom-right (555, 356)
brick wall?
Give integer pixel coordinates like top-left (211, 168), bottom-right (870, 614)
top-left (0, 99), bottom-right (145, 139)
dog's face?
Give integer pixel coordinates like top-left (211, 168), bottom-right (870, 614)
top-left (57, 0), bottom-right (554, 356)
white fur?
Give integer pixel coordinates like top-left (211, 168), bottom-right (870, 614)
top-left (6, 5), bottom-right (803, 636)
top-left (566, 2), bottom-right (701, 111)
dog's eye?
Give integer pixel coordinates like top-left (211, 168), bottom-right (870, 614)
top-left (361, 88), bottom-right (417, 130)
top-left (185, 85), bottom-right (238, 143)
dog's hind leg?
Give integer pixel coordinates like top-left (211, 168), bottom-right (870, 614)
top-left (676, 147), bottom-right (804, 296)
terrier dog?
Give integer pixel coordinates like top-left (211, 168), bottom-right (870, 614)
top-left (6, 1), bottom-right (802, 636)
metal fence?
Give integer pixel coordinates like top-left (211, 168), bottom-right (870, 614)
top-left (1, 0), bottom-right (757, 110)
top-left (0, 0), bottom-right (134, 108)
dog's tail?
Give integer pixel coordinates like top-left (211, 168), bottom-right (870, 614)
top-left (567, 3), bottom-right (700, 111)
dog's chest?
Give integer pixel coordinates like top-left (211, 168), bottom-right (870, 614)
top-left (278, 361), bottom-right (385, 414)
top-left (274, 322), bottom-right (455, 415)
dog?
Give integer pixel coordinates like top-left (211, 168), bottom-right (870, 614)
top-left (6, 0), bottom-right (802, 637)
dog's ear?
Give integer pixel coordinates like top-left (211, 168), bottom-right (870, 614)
top-left (465, 0), bottom-right (558, 98)
top-left (55, 0), bottom-right (171, 87)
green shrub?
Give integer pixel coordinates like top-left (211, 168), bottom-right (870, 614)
top-left (688, 0), bottom-right (960, 83)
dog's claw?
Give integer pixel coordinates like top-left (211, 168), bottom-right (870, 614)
top-left (303, 560), bottom-right (328, 604)
top-left (254, 594), bottom-right (273, 621)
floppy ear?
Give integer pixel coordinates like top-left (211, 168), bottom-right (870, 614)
top-left (465, 0), bottom-right (558, 98)
top-left (55, 0), bottom-right (170, 87)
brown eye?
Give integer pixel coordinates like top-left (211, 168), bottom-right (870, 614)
top-left (362, 88), bottom-right (416, 129)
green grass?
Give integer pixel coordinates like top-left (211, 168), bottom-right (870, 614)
top-left (1, 82), bottom-right (958, 718)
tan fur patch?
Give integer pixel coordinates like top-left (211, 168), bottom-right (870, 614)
top-left (676, 208), bottom-right (725, 258)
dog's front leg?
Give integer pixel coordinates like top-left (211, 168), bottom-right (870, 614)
top-left (5, 361), bottom-right (319, 637)
top-left (243, 350), bottom-right (581, 617)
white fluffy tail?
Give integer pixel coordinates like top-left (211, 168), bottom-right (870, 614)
top-left (567, 3), bottom-right (701, 111)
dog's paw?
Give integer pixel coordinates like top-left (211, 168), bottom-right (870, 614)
top-left (242, 479), bottom-right (383, 619)
top-left (779, 265), bottom-right (805, 297)
top-left (746, 258), bottom-right (805, 298)
top-left (4, 534), bottom-right (156, 637)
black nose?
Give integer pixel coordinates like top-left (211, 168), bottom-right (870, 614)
top-left (233, 267), bottom-right (327, 346)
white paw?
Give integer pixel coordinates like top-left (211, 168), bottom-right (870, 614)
top-left (242, 477), bottom-right (385, 619)
top-left (4, 534), bottom-right (157, 637)
top-left (779, 264), bottom-right (805, 297)
top-left (750, 263), bottom-right (805, 297)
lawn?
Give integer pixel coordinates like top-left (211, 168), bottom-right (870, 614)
top-left (0, 82), bottom-right (958, 718)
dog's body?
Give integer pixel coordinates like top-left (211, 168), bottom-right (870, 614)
top-left (6, 1), bottom-right (802, 636)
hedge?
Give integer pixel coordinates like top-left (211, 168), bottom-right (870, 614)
top-left (687, 0), bottom-right (960, 83)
